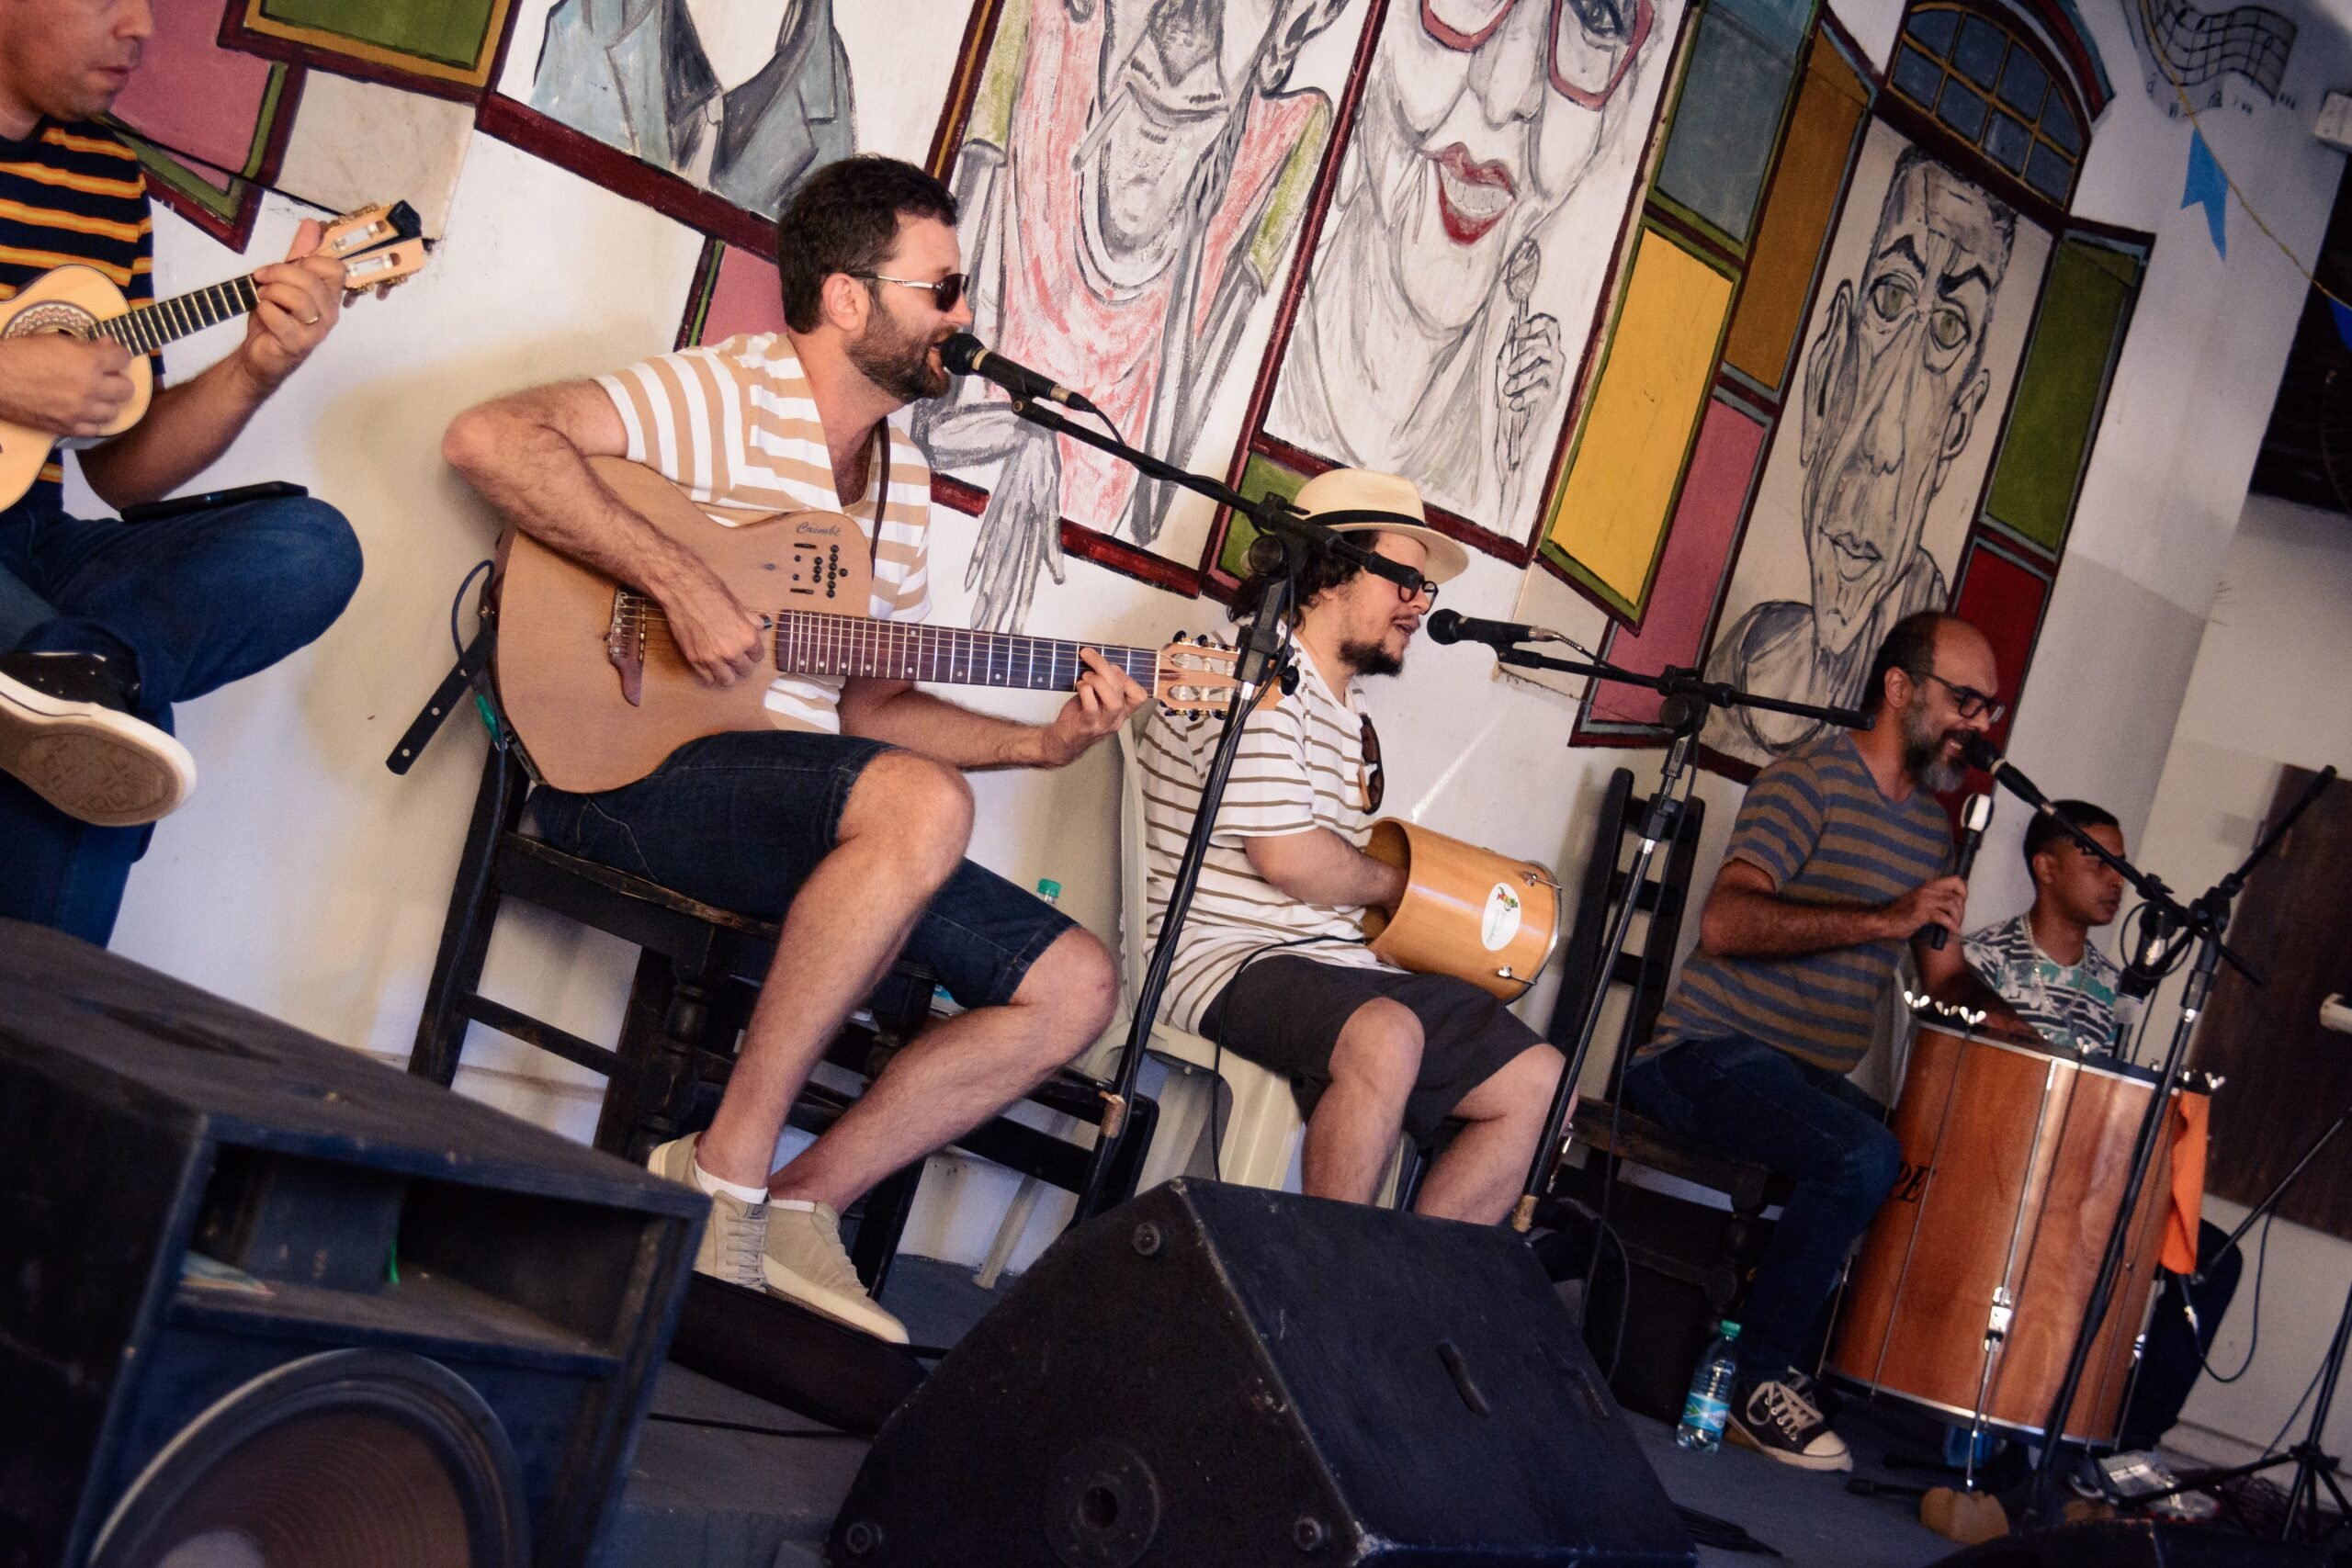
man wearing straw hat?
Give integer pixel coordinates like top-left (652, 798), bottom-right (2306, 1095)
top-left (1139, 468), bottom-right (1567, 1224)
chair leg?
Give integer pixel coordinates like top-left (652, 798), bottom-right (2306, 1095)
top-left (850, 1164), bottom-right (922, 1299)
top-left (596, 951), bottom-right (691, 1158)
top-left (410, 749), bottom-right (526, 1087)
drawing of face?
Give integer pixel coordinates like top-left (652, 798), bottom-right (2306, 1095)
top-left (1355, 0), bottom-right (1649, 333)
top-left (1085, 0), bottom-right (1350, 289)
top-left (1800, 153), bottom-right (2012, 655)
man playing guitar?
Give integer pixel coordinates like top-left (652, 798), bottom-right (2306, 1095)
top-left (443, 155), bottom-right (1148, 1342)
top-left (0, 0), bottom-right (362, 943)
top-left (1138, 469), bottom-right (1568, 1224)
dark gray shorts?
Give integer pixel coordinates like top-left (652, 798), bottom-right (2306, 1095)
top-left (1199, 954), bottom-right (1546, 1146)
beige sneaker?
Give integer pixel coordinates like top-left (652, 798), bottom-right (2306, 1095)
top-left (764, 1200), bottom-right (909, 1344)
top-left (0, 658), bottom-right (195, 827)
top-left (647, 1134), bottom-right (766, 1290)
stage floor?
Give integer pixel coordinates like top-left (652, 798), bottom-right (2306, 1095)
top-left (598, 1258), bottom-right (1996, 1568)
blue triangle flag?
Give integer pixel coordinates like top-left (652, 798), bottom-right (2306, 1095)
top-left (2332, 299), bottom-right (2352, 352)
top-left (2184, 129), bottom-right (2228, 258)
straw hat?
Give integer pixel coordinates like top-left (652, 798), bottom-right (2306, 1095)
top-left (1289, 468), bottom-right (1470, 584)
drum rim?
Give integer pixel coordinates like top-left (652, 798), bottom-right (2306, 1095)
top-left (1819, 1369), bottom-right (2124, 1449)
top-left (1912, 1022), bottom-right (2168, 1088)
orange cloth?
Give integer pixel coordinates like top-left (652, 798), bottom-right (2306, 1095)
top-left (2162, 1092), bottom-right (2211, 1275)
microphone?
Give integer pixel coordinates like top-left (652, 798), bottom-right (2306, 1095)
top-left (1928, 792), bottom-right (1993, 950)
top-left (1961, 734), bottom-right (2050, 809)
top-left (1426, 610), bottom-right (1551, 648)
top-left (940, 333), bottom-right (1101, 415)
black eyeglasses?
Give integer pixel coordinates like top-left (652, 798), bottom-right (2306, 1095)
top-left (1359, 714), bottom-right (1385, 814)
top-left (1917, 671), bottom-right (2007, 725)
top-left (854, 271), bottom-right (967, 312)
top-left (1392, 572), bottom-right (1440, 607)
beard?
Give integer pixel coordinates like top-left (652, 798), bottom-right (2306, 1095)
top-left (1340, 637), bottom-right (1404, 678)
top-left (1900, 694), bottom-right (1966, 793)
top-left (847, 307), bottom-right (948, 403)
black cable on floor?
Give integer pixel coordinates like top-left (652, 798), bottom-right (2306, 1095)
top-left (644, 1413), bottom-right (865, 1440)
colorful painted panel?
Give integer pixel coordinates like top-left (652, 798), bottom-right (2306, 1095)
top-left (1982, 235), bottom-right (2143, 554)
top-left (1949, 531), bottom-right (2052, 754)
top-left (921, 0), bottom-right (1373, 629)
top-left (1250, 0), bottom-right (1689, 561)
top-left (1653, 0), bottom-right (1813, 248)
top-left (234, 0), bottom-right (513, 91)
top-left (1700, 119), bottom-right (2052, 770)
top-left (677, 242), bottom-right (786, 348)
top-left (1578, 398), bottom-right (1768, 735)
top-left (108, 6), bottom-right (293, 248)
top-left (1721, 29), bottom-right (1870, 394)
top-left (1539, 227), bottom-right (1736, 620)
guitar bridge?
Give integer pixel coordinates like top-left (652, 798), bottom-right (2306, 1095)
top-left (607, 591), bottom-right (644, 707)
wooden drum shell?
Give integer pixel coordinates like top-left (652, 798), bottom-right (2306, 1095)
top-left (1360, 818), bottom-right (1560, 1000)
top-left (1827, 1026), bottom-right (2187, 1445)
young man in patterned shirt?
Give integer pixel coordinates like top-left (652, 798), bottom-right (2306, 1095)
top-left (1963, 802), bottom-right (2242, 1453)
top-left (445, 156), bottom-right (1148, 1342)
top-left (1962, 800), bottom-right (2136, 1055)
top-left (1139, 469), bottom-right (1568, 1224)
top-left (1625, 611), bottom-right (2030, 1470)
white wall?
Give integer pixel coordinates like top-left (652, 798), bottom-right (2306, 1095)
top-left (71, 0), bottom-right (2350, 1301)
top-left (2135, 495), bottom-right (2352, 1462)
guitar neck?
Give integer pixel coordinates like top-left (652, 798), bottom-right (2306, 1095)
top-left (96, 276), bottom-right (261, 355)
top-left (774, 612), bottom-right (1159, 693)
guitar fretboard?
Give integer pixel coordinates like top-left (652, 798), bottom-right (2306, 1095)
top-left (775, 611), bottom-right (1157, 691)
top-left (96, 276), bottom-right (263, 356)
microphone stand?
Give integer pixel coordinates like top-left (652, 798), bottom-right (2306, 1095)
top-left (996, 399), bottom-right (1430, 1221)
top-left (1477, 650), bottom-right (1869, 1230)
top-left (2015, 765), bottom-right (2337, 1527)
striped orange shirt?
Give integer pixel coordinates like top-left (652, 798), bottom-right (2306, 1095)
top-left (596, 333), bottom-right (933, 733)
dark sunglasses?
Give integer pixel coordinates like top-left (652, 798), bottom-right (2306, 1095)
top-left (855, 271), bottom-right (967, 312)
top-left (1917, 671), bottom-right (2007, 725)
top-left (1360, 714), bottom-right (1385, 814)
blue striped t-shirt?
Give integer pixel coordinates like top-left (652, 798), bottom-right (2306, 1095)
top-left (1648, 731), bottom-right (1952, 1072)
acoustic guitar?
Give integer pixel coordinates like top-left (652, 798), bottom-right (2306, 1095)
top-left (0, 200), bottom-right (428, 508)
top-left (492, 457), bottom-right (1255, 792)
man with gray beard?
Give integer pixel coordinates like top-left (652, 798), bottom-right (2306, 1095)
top-left (1623, 610), bottom-right (2030, 1470)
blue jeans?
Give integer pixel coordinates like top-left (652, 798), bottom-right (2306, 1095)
top-left (531, 729), bottom-right (1076, 1010)
top-left (1623, 1033), bottom-right (1901, 1381)
top-left (0, 491), bottom-right (362, 944)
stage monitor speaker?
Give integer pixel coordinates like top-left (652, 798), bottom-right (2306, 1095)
top-left (1925, 1520), bottom-right (2331, 1566)
top-left (831, 1179), bottom-right (1697, 1566)
top-left (0, 919), bottom-right (704, 1568)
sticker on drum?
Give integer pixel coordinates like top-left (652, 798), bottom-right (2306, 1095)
top-left (1481, 884), bottom-right (1523, 952)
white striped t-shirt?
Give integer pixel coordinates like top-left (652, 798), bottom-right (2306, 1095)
top-left (1139, 645), bottom-right (1398, 1033)
top-left (595, 333), bottom-right (933, 733)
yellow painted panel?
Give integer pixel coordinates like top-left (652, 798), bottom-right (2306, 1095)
top-left (1544, 232), bottom-right (1735, 610)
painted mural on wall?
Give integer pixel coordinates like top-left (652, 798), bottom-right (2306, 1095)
top-left (2125, 0), bottom-right (2295, 107)
top-left (489, 0), bottom-right (983, 233)
top-left (1700, 123), bottom-right (2051, 766)
top-left (1258, 0), bottom-right (1679, 542)
top-left (916, 0), bottom-right (1367, 631)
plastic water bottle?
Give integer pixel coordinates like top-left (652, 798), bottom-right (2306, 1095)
top-left (1676, 1321), bottom-right (1741, 1451)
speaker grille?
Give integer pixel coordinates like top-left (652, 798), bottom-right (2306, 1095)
top-left (90, 1350), bottom-right (528, 1568)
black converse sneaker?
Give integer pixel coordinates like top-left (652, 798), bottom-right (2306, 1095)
top-left (1726, 1368), bottom-right (1853, 1472)
top-left (0, 650), bottom-right (193, 827)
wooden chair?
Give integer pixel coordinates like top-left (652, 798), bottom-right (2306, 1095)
top-left (409, 739), bottom-right (1155, 1298)
top-left (1541, 768), bottom-right (1789, 1318)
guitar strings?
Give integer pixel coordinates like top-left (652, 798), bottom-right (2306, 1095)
top-left (608, 602), bottom-right (1169, 686)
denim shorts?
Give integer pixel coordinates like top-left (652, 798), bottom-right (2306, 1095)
top-left (529, 729), bottom-right (1075, 1010)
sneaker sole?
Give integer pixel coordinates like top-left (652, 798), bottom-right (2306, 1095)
top-left (1726, 1417), bottom-right (1853, 1472)
top-left (762, 1258), bottom-right (911, 1346)
top-left (0, 674), bottom-right (194, 827)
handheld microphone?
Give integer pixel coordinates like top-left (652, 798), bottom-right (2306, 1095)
top-left (1961, 734), bottom-right (2050, 809)
top-left (1426, 610), bottom-right (1550, 648)
top-left (940, 333), bottom-right (1101, 415)
top-left (1928, 793), bottom-right (1994, 950)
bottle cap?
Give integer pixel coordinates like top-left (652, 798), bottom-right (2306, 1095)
top-left (1721, 1321), bottom-right (1741, 1337)
top-left (1036, 878), bottom-right (1062, 902)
